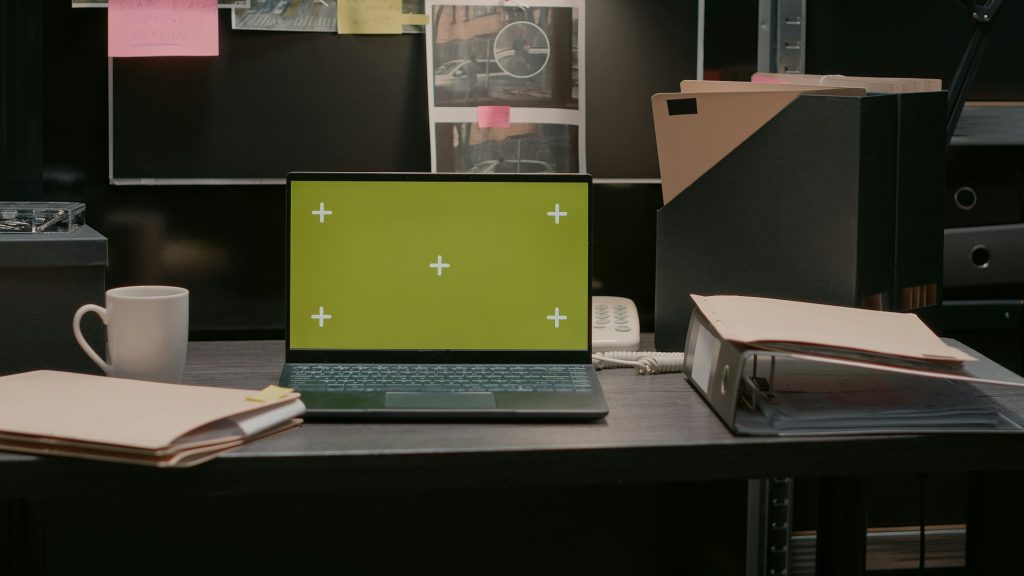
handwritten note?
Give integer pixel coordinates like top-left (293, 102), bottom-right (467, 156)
top-left (108, 0), bottom-right (219, 57)
top-left (477, 106), bottom-right (512, 129)
top-left (338, 0), bottom-right (403, 35)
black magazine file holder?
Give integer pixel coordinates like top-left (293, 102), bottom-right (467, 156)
top-left (654, 93), bottom-right (903, 351)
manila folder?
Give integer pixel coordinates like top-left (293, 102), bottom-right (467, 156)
top-left (0, 371), bottom-right (304, 467)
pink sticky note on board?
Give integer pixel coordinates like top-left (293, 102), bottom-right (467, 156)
top-left (108, 0), bottom-right (219, 58)
top-left (477, 106), bottom-right (511, 129)
top-left (750, 73), bottom-right (786, 84)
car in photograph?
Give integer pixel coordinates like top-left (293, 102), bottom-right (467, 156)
top-left (467, 159), bottom-right (556, 174)
top-left (434, 59), bottom-right (512, 100)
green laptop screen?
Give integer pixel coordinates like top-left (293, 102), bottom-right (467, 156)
top-left (289, 179), bottom-right (588, 351)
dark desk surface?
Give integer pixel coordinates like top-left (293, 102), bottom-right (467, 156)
top-left (4, 339), bottom-right (1024, 498)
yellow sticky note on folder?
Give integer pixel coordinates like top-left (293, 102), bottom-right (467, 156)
top-left (246, 385), bottom-right (294, 403)
top-left (339, 0), bottom-right (404, 34)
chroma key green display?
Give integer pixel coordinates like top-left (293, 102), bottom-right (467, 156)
top-left (290, 179), bottom-right (588, 351)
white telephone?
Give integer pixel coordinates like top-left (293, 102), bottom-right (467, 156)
top-left (591, 296), bottom-right (685, 375)
top-left (591, 296), bottom-right (641, 352)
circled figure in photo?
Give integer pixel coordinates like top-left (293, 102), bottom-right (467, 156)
top-left (494, 20), bottom-right (550, 79)
top-left (504, 39), bottom-right (533, 76)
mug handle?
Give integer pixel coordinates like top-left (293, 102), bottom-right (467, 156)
top-left (73, 304), bottom-right (112, 374)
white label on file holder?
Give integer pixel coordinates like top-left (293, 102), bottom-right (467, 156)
top-left (691, 324), bottom-right (719, 394)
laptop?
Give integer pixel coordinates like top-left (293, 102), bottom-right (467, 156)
top-left (280, 172), bottom-right (608, 420)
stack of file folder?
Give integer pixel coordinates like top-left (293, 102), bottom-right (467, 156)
top-left (681, 295), bottom-right (1024, 435)
top-left (750, 72), bottom-right (942, 94)
top-left (0, 371), bottom-right (305, 467)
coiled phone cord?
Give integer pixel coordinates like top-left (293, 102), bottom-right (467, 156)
top-left (591, 351), bottom-right (687, 375)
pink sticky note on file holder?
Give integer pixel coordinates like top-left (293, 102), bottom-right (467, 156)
top-left (477, 106), bottom-right (511, 129)
top-left (108, 0), bottom-right (219, 58)
top-left (750, 73), bottom-right (787, 84)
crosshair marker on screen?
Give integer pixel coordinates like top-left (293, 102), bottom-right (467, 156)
top-left (312, 202), bottom-right (333, 223)
top-left (547, 307), bottom-right (567, 328)
top-left (547, 204), bottom-right (567, 224)
top-left (429, 255), bottom-right (451, 276)
top-left (311, 306), bottom-right (332, 327)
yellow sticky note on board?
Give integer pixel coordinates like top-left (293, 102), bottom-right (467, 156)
top-left (401, 13), bottom-right (429, 26)
top-left (246, 385), bottom-right (293, 403)
top-left (338, 0), bottom-right (403, 34)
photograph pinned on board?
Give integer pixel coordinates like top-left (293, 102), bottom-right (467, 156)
top-left (429, 3), bottom-right (579, 108)
top-left (231, 0), bottom-right (425, 33)
top-left (232, 0), bottom-right (337, 32)
top-left (434, 122), bottom-right (578, 174)
top-left (426, 0), bottom-right (585, 173)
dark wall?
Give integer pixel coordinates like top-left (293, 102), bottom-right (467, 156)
top-left (0, 2), bottom-right (45, 199)
top-left (806, 0), bottom-right (1024, 101)
top-left (109, 21), bottom-right (431, 180)
top-left (586, 1), bottom-right (699, 178)
top-left (703, 0), bottom-right (759, 82)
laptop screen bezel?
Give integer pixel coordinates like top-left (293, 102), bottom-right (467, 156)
top-left (285, 172), bottom-right (593, 365)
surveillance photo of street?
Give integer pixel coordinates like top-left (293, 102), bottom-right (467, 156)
top-left (430, 5), bottom-right (578, 108)
top-left (426, 0), bottom-right (584, 172)
top-left (232, 0), bottom-right (337, 33)
top-left (434, 122), bottom-right (578, 174)
top-left (232, 0), bottom-right (424, 32)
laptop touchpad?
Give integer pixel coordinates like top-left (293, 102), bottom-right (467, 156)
top-left (385, 392), bottom-right (496, 409)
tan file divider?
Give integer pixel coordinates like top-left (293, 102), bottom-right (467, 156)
top-left (652, 81), bottom-right (863, 205)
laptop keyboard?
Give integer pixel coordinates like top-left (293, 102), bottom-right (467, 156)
top-left (287, 364), bottom-right (594, 393)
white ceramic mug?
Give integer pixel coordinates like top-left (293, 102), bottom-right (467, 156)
top-left (73, 286), bottom-right (189, 383)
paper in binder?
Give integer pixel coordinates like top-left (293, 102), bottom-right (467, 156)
top-left (681, 295), bottom-right (1024, 436)
top-left (750, 72), bottom-right (942, 94)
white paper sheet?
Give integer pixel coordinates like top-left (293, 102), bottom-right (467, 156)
top-left (425, 0), bottom-right (585, 173)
